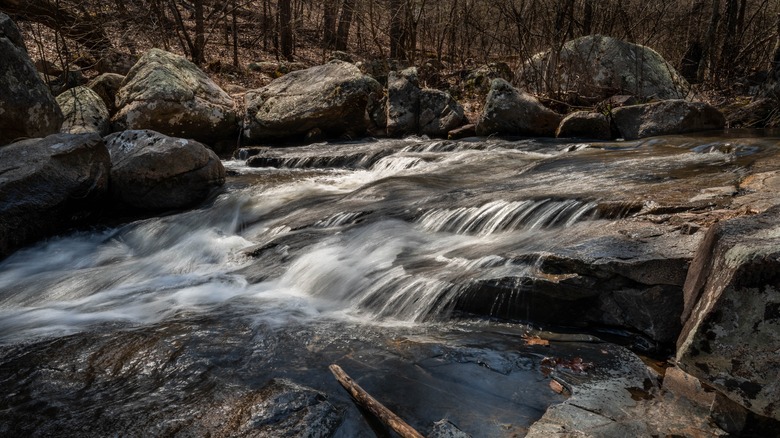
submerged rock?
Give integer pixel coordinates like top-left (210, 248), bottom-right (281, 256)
top-left (0, 13), bottom-right (63, 145)
top-left (243, 60), bottom-right (381, 143)
top-left (113, 49), bottom-right (238, 148)
top-left (517, 35), bottom-right (690, 102)
top-left (612, 100), bottom-right (725, 140)
top-left (476, 79), bottom-right (562, 137)
top-left (677, 205), bottom-right (780, 422)
top-left (105, 130), bottom-right (225, 210)
top-left (56, 86), bottom-right (110, 136)
top-left (0, 133), bottom-right (110, 258)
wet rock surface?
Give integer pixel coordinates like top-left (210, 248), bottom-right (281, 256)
top-left (105, 129), bottom-right (225, 210)
top-left (612, 99), bottom-right (726, 140)
top-left (0, 133), bottom-right (110, 258)
top-left (112, 49), bottom-right (238, 147)
top-left (677, 205), bottom-right (780, 421)
top-left (0, 13), bottom-right (63, 145)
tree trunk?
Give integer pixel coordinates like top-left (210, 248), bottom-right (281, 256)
top-left (334, 0), bottom-right (355, 51)
top-left (192, 0), bottom-right (206, 65)
top-left (582, 0), bottom-right (593, 35)
top-left (389, 0), bottom-right (405, 59)
top-left (770, 14), bottom-right (780, 82)
top-left (322, 0), bottom-right (337, 48)
top-left (718, 0), bottom-right (738, 81)
top-left (278, 0), bottom-right (293, 60)
top-left (697, 0), bottom-right (721, 83)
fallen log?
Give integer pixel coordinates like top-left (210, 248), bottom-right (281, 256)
top-left (329, 364), bottom-right (424, 438)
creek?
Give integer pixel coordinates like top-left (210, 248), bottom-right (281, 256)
top-left (1, 134), bottom-right (778, 436)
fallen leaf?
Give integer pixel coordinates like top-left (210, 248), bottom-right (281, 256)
top-left (522, 335), bottom-right (550, 346)
top-left (549, 379), bottom-right (565, 394)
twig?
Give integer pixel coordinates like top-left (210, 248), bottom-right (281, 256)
top-left (329, 364), bottom-right (424, 438)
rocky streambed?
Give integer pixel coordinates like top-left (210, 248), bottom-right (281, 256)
top-left (1, 134), bottom-right (779, 436)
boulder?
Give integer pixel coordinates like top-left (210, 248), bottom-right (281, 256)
top-left (387, 67), bottom-right (421, 137)
top-left (113, 49), bottom-right (238, 147)
top-left (0, 13), bottom-right (63, 145)
top-left (87, 72), bottom-right (125, 114)
top-left (56, 86), bottom-right (110, 136)
top-left (676, 206), bottom-right (780, 421)
top-left (105, 130), bottom-right (225, 210)
top-left (517, 35), bottom-right (690, 102)
top-left (612, 100), bottom-right (725, 140)
top-left (419, 89), bottom-right (467, 137)
top-left (556, 111), bottom-right (612, 140)
top-left (243, 60), bottom-right (382, 142)
top-left (475, 79), bottom-right (562, 137)
top-left (0, 133), bottom-right (110, 258)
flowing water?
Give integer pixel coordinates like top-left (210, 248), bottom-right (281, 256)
top-left (1, 134), bottom-right (778, 436)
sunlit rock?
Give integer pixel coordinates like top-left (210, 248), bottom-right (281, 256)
top-left (113, 49), bottom-right (238, 149)
top-left (612, 100), bottom-right (725, 140)
top-left (57, 86), bottom-right (110, 136)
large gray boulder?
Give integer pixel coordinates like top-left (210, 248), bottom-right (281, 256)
top-left (419, 89), bottom-right (467, 137)
top-left (476, 79), bottom-right (562, 137)
top-left (517, 35), bottom-right (690, 102)
top-left (0, 133), bottom-right (110, 258)
top-left (0, 13), bottom-right (63, 145)
top-left (113, 49), bottom-right (238, 146)
top-left (386, 67), bottom-right (421, 137)
top-left (613, 100), bottom-right (725, 140)
top-left (106, 130), bottom-right (225, 211)
top-left (56, 86), bottom-right (110, 136)
top-left (243, 60), bottom-right (382, 142)
top-left (677, 206), bottom-right (780, 421)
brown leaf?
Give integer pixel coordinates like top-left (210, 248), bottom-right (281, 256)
top-left (522, 335), bottom-right (550, 346)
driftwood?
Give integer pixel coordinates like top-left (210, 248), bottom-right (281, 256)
top-left (329, 364), bottom-right (424, 438)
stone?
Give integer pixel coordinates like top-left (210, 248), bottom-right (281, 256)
top-left (56, 86), bottom-right (110, 136)
top-left (517, 35), bottom-right (690, 102)
top-left (677, 205), bottom-right (780, 421)
top-left (105, 130), bottom-right (225, 210)
top-left (0, 13), bottom-right (63, 145)
top-left (418, 89), bottom-right (467, 137)
top-left (556, 111), bottom-right (612, 140)
top-left (243, 60), bottom-right (382, 142)
top-left (87, 72), bottom-right (125, 114)
top-left (0, 133), bottom-right (110, 258)
top-left (463, 62), bottom-right (514, 97)
top-left (475, 79), bottom-right (562, 137)
top-left (387, 67), bottom-right (421, 137)
top-left (612, 100), bottom-right (725, 140)
top-left (429, 419), bottom-right (472, 438)
top-left (113, 49), bottom-right (238, 149)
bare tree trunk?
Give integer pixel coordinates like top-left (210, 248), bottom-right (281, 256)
top-left (770, 14), bottom-right (780, 81)
top-left (582, 0), bottom-right (593, 35)
top-left (698, 0), bottom-right (722, 83)
top-left (322, 0), bottom-right (337, 48)
top-left (389, 0), bottom-right (405, 59)
top-left (334, 0), bottom-right (355, 51)
top-left (278, 0), bottom-right (293, 60)
top-left (232, 0), bottom-right (238, 67)
top-left (192, 0), bottom-right (206, 65)
top-left (718, 0), bottom-right (738, 81)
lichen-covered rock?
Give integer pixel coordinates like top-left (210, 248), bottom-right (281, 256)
top-left (0, 13), bottom-right (63, 145)
top-left (113, 49), bottom-right (238, 147)
top-left (677, 206), bottom-right (780, 421)
top-left (387, 67), bottom-right (421, 137)
top-left (517, 35), bottom-right (690, 102)
top-left (475, 79), bottom-right (562, 137)
top-left (419, 89), bottom-right (467, 137)
top-left (87, 72), bottom-right (124, 114)
top-left (556, 111), bottom-right (612, 139)
top-left (105, 130), bottom-right (225, 210)
top-left (243, 60), bottom-right (382, 142)
top-left (0, 133), bottom-right (110, 258)
top-left (56, 86), bottom-right (110, 136)
top-left (612, 100), bottom-right (725, 140)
